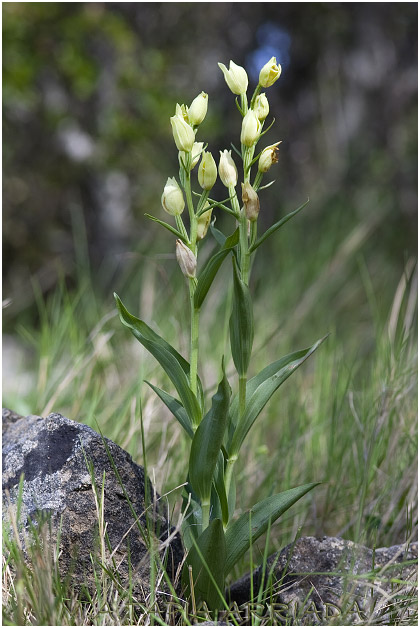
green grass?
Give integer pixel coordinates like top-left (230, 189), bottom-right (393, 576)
top-left (2, 215), bottom-right (417, 624)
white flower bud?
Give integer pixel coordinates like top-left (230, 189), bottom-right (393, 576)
top-left (240, 110), bottom-right (261, 147)
top-left (253, 93), bottom-right (269, 121)
top-left (258, 142), bottom-right (281, 173)
top-left (218, 149), bottom-right (238, 188)
top-left (259, 57), bottom-right (282, 88)
top-left (198, 151), bottom-right (217, 190)
top-left (196, 202), bottom-right (213, 241)
top-left (188, 92), bottom-right (208, 126)
top-left (176, 239), bottom-right (196, 278)
top-left (218, 60), bottom-right (248, 95)
top-left (170, 114), bottom-right (195, 152)
top-left (161, 177), bottom-right (185, 215)
top-left (241, 182), bottom-right (260, 222)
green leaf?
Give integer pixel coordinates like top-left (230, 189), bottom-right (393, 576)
top-left (224, 483), bottom-right (320, 575)
top-left (189, 365), bottom-right (231, 502)
top-left (182, 488), bottom-right (202, 551)
top-left (229, 258), bottom-right (254, 377)
top-left (194, 229), bottom-right (239, 309)
top-left (182, 518), bottom-right (226, 610)
top-left (210, 483), bottom-right (222, 523)
top-left (210, 225), bottom-right (226, 246)
top-left (145, 382), bottom-right (194, 438)
top-left (144, 213), bottom-right (188, 243)
top-left (210, 224), bottom-right (226, 246)
top-left (249, 199), bottom-right (309, 253)
top-left (229, 336), bottom-right (326, 455)
top-left (227, 470), bottom-right (236, 520)
top-left (114, 294), bottom-right (202, 426)
top-left (213, 451), bottom-right (229, 526)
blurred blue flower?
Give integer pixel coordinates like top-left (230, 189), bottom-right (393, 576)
top-left (247, 22), bottom-right (291, 82)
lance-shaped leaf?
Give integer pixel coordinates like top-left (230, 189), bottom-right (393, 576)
top-left (114, 294), bottom-right (202, 426)
top-left (182, 488), bottom-right (202, 551)
top-left (213, 451), bottom-right (229, 527)
top-left (229, 336), bottom-right (326, 455)
top-left (224, 483), bottom-right (319, 575)
top-left (189, 365), bottom-right (231, 502)
top-left (194, 228), bottom-right (239, 309)
top-left (145, 382), bottom-right (194, 438)
top-left (228, 338), bottom-right (323, 431)
top-left (182, 518), bottom-right (226, 611)
top-left (229, 258), bottom-right (254, 377)
top-left (249, 199), bottom-right (309, 253)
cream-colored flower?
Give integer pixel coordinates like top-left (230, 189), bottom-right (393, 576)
top-left (240, 110), bottom-right (261, 147)
top-left (170, 114), bottom-right (195, 152)
top-left (253, 93), bottom-right (269, 121)
top-left (196, 203), bottom-right (213, 240)
top-left (218, 149), bottom-right (238, 187)
top-left (198, 151), bottom-right (217, 190)
top-left (258, 142), bottom-right (282, 172)
top-left (161, 177), bottom-right (185, 215)
top-left (259, 57), bottom-right (282, 88)
top-left (218, 60), bottom-right (248, 95)
top-left (241, 182), bottom-right (260, 222)
top-left (176, 239), bottom-right (196, 278)
top-left (188, 92), bottom-right (208, 126)
top-left (175, 103), bottom-right (189, 122)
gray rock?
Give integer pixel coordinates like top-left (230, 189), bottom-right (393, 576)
top-left (2, 408), bottom-right (184, 603)
top-left (227, 535), bottom-right (417, 625)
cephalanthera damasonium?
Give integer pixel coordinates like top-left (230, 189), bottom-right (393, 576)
top-left (114, 56), bottom-right (326, 612)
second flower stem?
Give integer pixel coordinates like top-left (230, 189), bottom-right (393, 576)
top-left (189, 285), bottom-right (199, 398)
top-left (184, 166), bottom-right (201, 407)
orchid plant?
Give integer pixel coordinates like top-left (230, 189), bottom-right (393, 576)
top-left (114, 56), bottom-right (325, 610)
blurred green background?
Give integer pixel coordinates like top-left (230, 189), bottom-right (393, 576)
top-left (3, 2), bottom-right (417, 319)
top-left (2, 2), bottom-right (417, 552)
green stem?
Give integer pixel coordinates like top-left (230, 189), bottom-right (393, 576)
top-left (189, 284), bottom-right (199, 398)
top-left (240, 93), bottom-right (248, 115)
top-left (201, 500), bottom-right (210, 532)
top-left (184, 172), bottom-right (197, 247)
top-left (175, 214), bottom-right (190, 243)
top-left (239, 214), bottom-right (250, 285)
top-left (239, 374), bottom-right (247, 419)
top-left (250, 84), bottom-right (262, 110)
top-left (224, 457), bottom-right (237, 500)
top-left (253, 170), bottom-right (263, 191)
top-left (243, 146), bottom-right (255, 184)
top-left (183, 162), bottom-right (201, 399)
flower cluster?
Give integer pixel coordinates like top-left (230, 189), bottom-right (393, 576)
top-left (158, 55), bottom-right (283, 279)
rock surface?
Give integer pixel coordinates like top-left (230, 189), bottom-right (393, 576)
top-left (2, 408), bottom-right (184, 603)
top-left (226, 535), bottom-right (417, 625)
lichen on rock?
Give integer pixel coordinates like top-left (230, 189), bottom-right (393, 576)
top-left (2, 408), bottom-right (184, 604)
